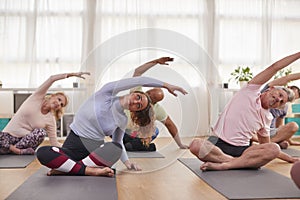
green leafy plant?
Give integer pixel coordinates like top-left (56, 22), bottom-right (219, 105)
top-left (229, 66), bottom-right (253, 84)
top-left (273, 67), bottom-right (292, 80)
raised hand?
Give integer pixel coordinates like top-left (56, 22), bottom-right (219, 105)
top-left (155, 57), bottom-right (174, 65)
top-left (66, 72), bottom-right (91, 79)
top-left (163, 83), bottom-right (188, 97)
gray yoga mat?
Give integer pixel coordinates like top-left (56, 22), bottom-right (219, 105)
top-left (6, 167), bottom-right (118, 200)
top-left (0, 154), bottom-right (36, 168)
top-left (127, 151), bottom-right (164, 158)
top-left (282, 148), bottom-right (300, 157)
top-left (178, 158), bottom-right (300, 199)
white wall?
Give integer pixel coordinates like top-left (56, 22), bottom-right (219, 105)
top-left (0, 91), bottom-right (13, 116)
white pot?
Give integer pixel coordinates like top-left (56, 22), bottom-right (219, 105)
top-left (239, 81), bottom-right (248, 88)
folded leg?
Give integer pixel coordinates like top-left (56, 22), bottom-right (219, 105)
top-left (37, 142), bottom-right (122, 175)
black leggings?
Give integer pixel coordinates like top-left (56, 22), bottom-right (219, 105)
top-left (123, 134), bottom-right (156, 151)
top-left (36, 130), bottom-right (122, 175)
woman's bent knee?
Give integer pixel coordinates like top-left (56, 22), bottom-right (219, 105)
top-left (36, 146), bottom-right (53, 165)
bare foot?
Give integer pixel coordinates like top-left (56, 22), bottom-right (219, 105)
top-left (20, 148), bottom-right (35, 155)
top-left (200, 162), bottom-right (228, 171)
top-left (85, 166), bottom-right (115, 177)
top-left (289, 141), bottom-right (300, 146)
top-left (47, 169), bottom-right (67, 176)
top-left (9, 145), bottom-right (22, 155)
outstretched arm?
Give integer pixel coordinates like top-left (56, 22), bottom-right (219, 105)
top-left (104, 76), bottom-right (187, 97)
top-left (164, 116), bottom-right (189, 149)
top-left (35, 72), bottom-right (90, 95)
top-left (133, 57), bottom-right (174, 77)
top-left (268, 73), bottom-right (300, 87)
top-left (249, 52), bottom-right (300, 85)
top-left (163, 82), bottom-right (188, 96)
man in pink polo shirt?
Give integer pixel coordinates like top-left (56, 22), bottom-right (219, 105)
top-left (190, 51), bottom-right (300, 171)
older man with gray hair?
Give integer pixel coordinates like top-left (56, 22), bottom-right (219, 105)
top-left (190, 51), bottom-right (300, 171)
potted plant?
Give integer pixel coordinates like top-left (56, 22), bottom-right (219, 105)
top-left (229, 66), bottom-right (253, 88)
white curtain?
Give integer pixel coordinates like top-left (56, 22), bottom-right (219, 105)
top-left (0, 0), bottom-right (82, 88)
top-left (215, 0), bottom-right (300, 89)
top-left (79, 0), bottom-right (214, 137)
top-left (0, 0), bottom-right (299, 135)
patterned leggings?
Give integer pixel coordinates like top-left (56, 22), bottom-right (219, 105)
top-left (36, 130), bottom-right (123, 175)
top-left (0, 128), bottom-right (46, 154)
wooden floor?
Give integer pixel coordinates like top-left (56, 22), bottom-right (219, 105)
top-left (1, 137), bottom-right (300, 200)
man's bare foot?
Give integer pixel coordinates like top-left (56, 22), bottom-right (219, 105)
top-left (200, 162), bottom-right (229, 171)
top-left (289, 141), bottom-right (300, 146)
top-left (85, 166), bottom-right (115, 177)
top-left (47, 169), bottom-right (67, 176)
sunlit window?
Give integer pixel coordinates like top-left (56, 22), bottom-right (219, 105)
top-left (0, 0), bottom-right (299, 89)
top-left (0, 0), bottom-right (83, 87)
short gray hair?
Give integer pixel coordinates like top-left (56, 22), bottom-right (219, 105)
top-left (274, 86), bottom-right (295, 102)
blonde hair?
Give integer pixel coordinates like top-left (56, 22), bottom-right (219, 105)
top-left (45, 92), bottom-right (68, 120)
